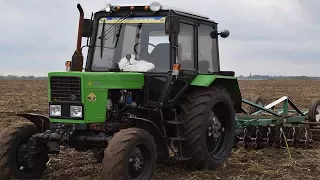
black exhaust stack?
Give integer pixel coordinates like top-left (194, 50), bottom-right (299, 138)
top-left (71, 4), bottom-right (84, 71)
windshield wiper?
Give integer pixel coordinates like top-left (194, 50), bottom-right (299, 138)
top-left (100, 21), bottom-right (106, 58)
top-left (99, 12), bottom-right (133, 40)
top-left (99, 12), bottom-right (133, 58)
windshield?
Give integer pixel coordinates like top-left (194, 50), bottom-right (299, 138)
top-left (91, 16), bottom-right (170, 72)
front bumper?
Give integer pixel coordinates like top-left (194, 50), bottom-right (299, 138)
top-left (30, 123), bottom-right (111, 152)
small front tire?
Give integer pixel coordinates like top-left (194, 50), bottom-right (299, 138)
top-left (101, 128), bottom-right (157, 180)
top-left (0, 123), bottom-right (49, 180)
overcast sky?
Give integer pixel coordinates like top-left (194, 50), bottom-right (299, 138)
top-left (1, 0), bottom-right (319, 76)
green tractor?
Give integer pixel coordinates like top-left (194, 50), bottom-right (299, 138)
top-left (0, 2), bottom-right (242, 179)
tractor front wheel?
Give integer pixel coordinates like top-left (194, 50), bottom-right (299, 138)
top-left (0, 123), bottom-right (49, 179)
top-left (180, 86), bottom-right (235, 170)
top-left (101, 127), bottom-right (157, 180)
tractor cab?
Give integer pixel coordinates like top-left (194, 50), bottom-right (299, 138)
top-left (69, 2), bottom-right (231, 108)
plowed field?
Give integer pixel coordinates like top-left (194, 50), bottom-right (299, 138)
top-left (1, 79), bottom-right (320, 180)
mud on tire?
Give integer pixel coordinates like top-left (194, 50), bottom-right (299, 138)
top-left (101, 127), bottom-right (157, 180)
top-left (179, 86), bottom-right (236, 170)
top-left (0, 122), bottom-right (49, 180)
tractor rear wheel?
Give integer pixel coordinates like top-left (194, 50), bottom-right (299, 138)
top-left (179, 86), bottom-right (235, 170)
top-left (0, 123), bottom-right (49, 179)
top-left (101, 127), bottom-right (157, 180)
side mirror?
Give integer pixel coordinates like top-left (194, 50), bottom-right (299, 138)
top-left (219, 30), bottom-right (230, 38)
top-left (210, 30), bottom-right (218, 39)
top-left (165, 15), bottom-right (180, 35)
top-left (82, 19), bottom-right (93, 37)
top-left (210, 29), bottom-right (230, 39)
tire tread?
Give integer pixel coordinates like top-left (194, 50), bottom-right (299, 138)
top-left (179, 86), bottom-right (235, 169)
top-left (102, 128), bottom-right (157, 180)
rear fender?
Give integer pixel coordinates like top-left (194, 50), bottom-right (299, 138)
top-left (190, 75), bottom-right (242, 113)
top-left (17, 113), bottom-right (50, 132)
top-left (128, 117), bottom-right (169, 163)
top-left (210, 78), bottom-right (242, 113)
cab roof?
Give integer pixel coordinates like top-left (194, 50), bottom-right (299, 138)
top-left (98, 2), bottom-right (214, 22)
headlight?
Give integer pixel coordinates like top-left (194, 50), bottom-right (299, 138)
top-left (150, 1), bottom-right (161, 12)
top-left (50, 105), bottom-right (61, 116)
top-left (105, 3), bottom-right (111, 12)
top-left (70, 106), bottom-right (82, 118)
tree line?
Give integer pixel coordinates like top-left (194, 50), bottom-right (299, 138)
top-left (0, 75), bottom-right (47, 80)
top-left (237, 75), bottom-right (320, 80)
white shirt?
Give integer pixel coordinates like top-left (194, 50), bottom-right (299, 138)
top-left (118, 54), bottom-right (155, 72)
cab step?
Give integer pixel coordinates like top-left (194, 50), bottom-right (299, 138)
top-left (176, 157), bottom-right (191, 161)
top-left (165, 120), bottom-right (184, 125)
top-left (168, 137), bottom-right (188, 141)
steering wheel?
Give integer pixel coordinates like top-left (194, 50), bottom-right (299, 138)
top-left (134, 42), bottom-right (156, 56)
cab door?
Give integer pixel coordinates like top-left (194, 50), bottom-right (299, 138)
top-left (143, 20), bottom-right (198, 108)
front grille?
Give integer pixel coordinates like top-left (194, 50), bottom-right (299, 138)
top-left (50, 76), bottom-right (81, 102)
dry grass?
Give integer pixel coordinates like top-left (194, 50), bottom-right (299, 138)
top-left (1, 79), bottom-right (320, 179)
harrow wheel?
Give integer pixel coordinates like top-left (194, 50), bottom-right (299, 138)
top-left (255, 126), bottom-right (263, 149)
top-left (248, 97), bottom-right (264, 114)
top-left (236, 122), bottom-right (313, 149)
top-left (266, 126), bottom-right (275, 147)
top-left (296, 125), bottom-right (311, 149)
top-left (243, 127), bottom-right (250, 149)
top-left (273, 124), bottom-right (281, 149)
top-left (292, 126), bottom-right (299, 148)
top-left (280, 126), bottom-right (293, 147)
top-left (308, 99), bottom-right (320, 124)
top-left (279, 127), bottom-right (285, 147)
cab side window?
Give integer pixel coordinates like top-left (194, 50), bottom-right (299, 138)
top-left (198, 24), bottom-right (219, 73)
top-left (148, 31), bottom-right (169, 54)
top-left (177, 23), bottom-right (194, 70)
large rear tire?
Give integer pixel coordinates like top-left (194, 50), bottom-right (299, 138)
top-left (0, 123), bottom-right (49, 179)
top-left (101, 128), bottom-right (157, 180)
top-left (179, 86), bottom-right (236, 170)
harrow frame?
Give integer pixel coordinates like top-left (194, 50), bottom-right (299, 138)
top-left (238, 96), bottom-right (307, 126)
top-left (235, 96), bottom-right (313, 149)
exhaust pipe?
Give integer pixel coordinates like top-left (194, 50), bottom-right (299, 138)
top-left (71, 4), bottom-right (84, 71)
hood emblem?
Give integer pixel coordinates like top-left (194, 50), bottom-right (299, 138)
top-left (88, 93), bottom-right (96, 102)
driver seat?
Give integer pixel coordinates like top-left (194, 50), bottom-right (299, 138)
top-left (147, 43), bottom-right (170, 72)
